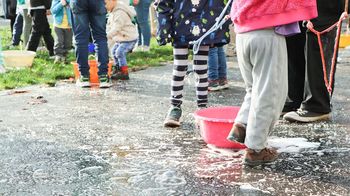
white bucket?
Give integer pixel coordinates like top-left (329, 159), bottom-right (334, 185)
top-left (3, 50), bottom-right (36, 68)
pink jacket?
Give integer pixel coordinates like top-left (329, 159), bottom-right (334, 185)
top-left (230, 0), bottom-right (318, 33)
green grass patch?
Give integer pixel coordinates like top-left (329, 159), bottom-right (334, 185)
top-left (0, 27), bottom-right (173, 90)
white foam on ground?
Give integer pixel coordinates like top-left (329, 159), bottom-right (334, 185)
top-left (239, 183), bottom-right (271, 194)
top-left (268, 137), bottom-right (320, 153)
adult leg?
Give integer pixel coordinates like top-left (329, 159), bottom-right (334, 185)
top-left (300, 28), bottom-right (336, 114)
top-left (135, 0), bottom-right (151, 47)
top-left (71, 0), bottom-right (90, 77)
top-left (88, 0), bottom-right (108, 76)
top-left (284, 23), bottom-right (306, 112)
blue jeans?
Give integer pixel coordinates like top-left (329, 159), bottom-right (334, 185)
top-left (12, 12), bottom-right (23, 46)
top-left (135, 0), bottom-right (151, 47)
top-left (70, 0), bottom-right (108, 77)
top-left (112, 40), bottom-right (137, 67)
top-left (208, 46), bottom-right (228, 81)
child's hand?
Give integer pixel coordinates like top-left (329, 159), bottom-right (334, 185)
top-left (61, 0), bottom-right (67, 6)
top-left (46, 10), bottom-right (51, 15)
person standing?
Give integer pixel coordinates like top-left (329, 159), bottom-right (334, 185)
top-left (156, 0), bottom-right (231, 127)
top-left (2, 0), bottom-right (17, 36)
top-left (283, 0), bottom-right (347, 123)
top-left (51, 0), bottom-right (73, 64)
top-left (26, 0), bottom-right (55, 57)
top-left (227, 0), bottom-right (317, 165)
top-left (135, 0), bottom-right (151, 51)
top-left (70, 0), bottom-right (111, 88)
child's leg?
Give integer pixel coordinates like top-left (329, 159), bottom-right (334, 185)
top-left (236, 29), bottom-right (288, 150)
top-left (27, 10), bottom-right (43, 52)
top-left (217, 46), bottom-right (228, 80)
top-left (111, 41), bottom-right (137, 80)
top-left (115, 41), bottom-right (137, 67)
top-left (63, 28), bottom-right (73, 57)
top-left (112, 43), bottom-right (121, 68)
top-left (54, 27), bottom-right (65, 57)
top-left (193, 45), bottom-right (209, 107)
top-left (208, 47), bottom-right (219, 81)
top-left (171, 47), bottom-right (189, 107)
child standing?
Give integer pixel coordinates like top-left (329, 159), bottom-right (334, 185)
top-left (226, 0), bottom-right (317, 165)
top-left (208, 46), bottom-right (229, 91)
top-left (106, 0), bottom-right (138, 80)
top-left (27, 0), bottom-right (55, 57)
top-left (156, 0), bottom-right (230, 127)
top-left (51, 0), bottom-right (73, 64)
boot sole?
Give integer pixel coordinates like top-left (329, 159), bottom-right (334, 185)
top-left (164, 119), bottom-right (181, 128)
top-left (284, 113), bottom-right (331, 123)
top-left (244, 157), bottom-right (278, 166)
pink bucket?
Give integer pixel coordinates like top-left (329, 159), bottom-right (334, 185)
top-left (194, 106), bottom-right (246, 149)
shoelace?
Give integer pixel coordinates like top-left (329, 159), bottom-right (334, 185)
top-left (296, 108), bottom-right (307, 115)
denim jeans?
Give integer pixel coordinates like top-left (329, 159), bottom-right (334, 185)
top-left (70, 0), bottom-right (108, 77)
top-left (12, 13), bottom-right (23, 46)
top-left (135, 0), bottom-right (151, 47)
top-left (112, 40), bottom-right (137, 67)
top-left (208, 46), bottom-right (227, 81)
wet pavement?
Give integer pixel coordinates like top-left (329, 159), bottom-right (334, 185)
top-left (0, 54), bottom-right (350, 195)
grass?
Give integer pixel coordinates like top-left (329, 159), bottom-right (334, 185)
top-left (0, 27), bottom-right (173, 90)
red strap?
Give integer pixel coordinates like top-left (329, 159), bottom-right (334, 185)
top-left (306, 12), bottom-right (348, 95)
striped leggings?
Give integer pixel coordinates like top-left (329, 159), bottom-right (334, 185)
top-left (171, 46), bottom-right (209, 107)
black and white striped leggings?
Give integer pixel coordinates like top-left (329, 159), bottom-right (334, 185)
top-left (171, 45), bottom-right (209, 107)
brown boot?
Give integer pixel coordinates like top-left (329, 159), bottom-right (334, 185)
top-left (244, 148), bottom-right (278, 166)
top-left (227, 123), bottom-right (246, 143)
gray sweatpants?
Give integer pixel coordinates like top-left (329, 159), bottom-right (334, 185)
top-left (54, 27), bottom-right (73, 57)
top-left (235, 29), bottom-right (288, 150)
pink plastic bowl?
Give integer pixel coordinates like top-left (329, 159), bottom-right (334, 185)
top-left (194, 106), bottom-right (246, 149)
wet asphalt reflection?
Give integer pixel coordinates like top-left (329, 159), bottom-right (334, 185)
top-left (0, 55), bottom-right (349, 195)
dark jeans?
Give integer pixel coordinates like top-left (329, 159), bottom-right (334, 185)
top-left (54, 27), bottom-right (73, 57)
top-left (12, 12), bottom-right (23, 46)
top-left (26, 9), bottom-right (54, 56)
top-left (135, 0), bottom-right (151, 46)
top-left (70, 0), bottom-right (108, 77)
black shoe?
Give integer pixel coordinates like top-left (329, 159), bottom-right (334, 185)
top-left (283, 109), bottom-right (331, 123)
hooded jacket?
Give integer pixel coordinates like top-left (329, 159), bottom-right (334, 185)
top-left (106, 1), bottom-right (138, 44)
top-left (51, 0), bottom-right (72, 27)
top-left (230, 0), bottom-right (318, 33)
top-left (156, 0), bottom-right (230, 47)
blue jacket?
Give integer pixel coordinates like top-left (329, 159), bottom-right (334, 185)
top-left (51, 0), bottom-right (72, 27)
top-left (155, 0), bottom-right (230, 47)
